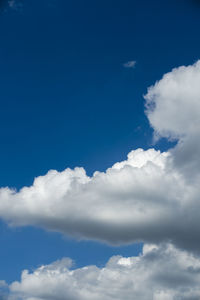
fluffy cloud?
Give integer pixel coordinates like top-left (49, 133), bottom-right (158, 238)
top-left (0, 147), bottom-right (198, 251)
top-left (0, 148), bottom-right (178, 245)
top-left (145, 60), bottom-right (200, 177)
top-left (7, 243), bottom-right (200, 300)
top-left (145, 61), bottom-right (200, 140)
top-left (0, 61), bottom-right (200, 251)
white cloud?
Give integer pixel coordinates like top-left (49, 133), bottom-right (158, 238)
top-left (0, 61), bottom-right (200, 252)
top-left (123, 60), bottom-right (136, 68)
top-left (145, 61), bottom-right (200, 140)
top-left (1, 148), bottom-right (179, 246)
top-left (7, 243), bottom-right (200, 300)
top-left (145, 60), bottom-right (200, 178)
top-left (1, 59), bottom-right (200, 300)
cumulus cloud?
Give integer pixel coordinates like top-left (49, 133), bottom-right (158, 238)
top-left (0, 147), bottom-right (198, 251)
top-left (123, 60), bottom-right (136, 68)
top-left (145, 61), bottom-right (200, 140)
top-left (7, 243), bottom-right (200, 300)
top-left (145, 60), bottom-right (200, 178)
top-left (1, 148), bottom-right (180, 246)
top-left (0, 61), bottom-right (200, 252)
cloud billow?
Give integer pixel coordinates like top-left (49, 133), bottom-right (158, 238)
top-left (7, 243), bottom-right (200, 300)
top-left (0, 61), bottom-right (200, 253)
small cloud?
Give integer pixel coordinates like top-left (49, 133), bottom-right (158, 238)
top-left (123, 60), bottom-right (136, 68)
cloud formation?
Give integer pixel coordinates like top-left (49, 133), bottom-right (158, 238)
top-left (145, 60), bottom-right (200, 179)
top-left (145, 61), bottom-right (200, 140)
top-left (7, 243), bottom-right (200, 300)
top-left (0, 61), bottom-right (200, 252)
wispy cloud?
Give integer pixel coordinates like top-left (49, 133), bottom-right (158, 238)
top-left (123, 60), bottom-right (136, 68)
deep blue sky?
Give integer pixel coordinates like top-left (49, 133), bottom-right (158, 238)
top-left (0, 0), bottom-right (200, 283)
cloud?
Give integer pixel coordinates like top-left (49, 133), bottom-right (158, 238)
top-left (1, 148), bottom-right (179, 246)
top-left (123, 60), bottom-right (136, 68)
top-left (0, 61), bottom-right (200, 252)
top-left (145, 60), bottom-right (200, 178)
top-left (7, 243), bottom-right (200, 300)
top-left (0, 281), bottom-right (8, 300)
top-left (145, 61), bottom-right (200, 141)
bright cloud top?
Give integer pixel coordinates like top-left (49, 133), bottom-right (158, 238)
top-left (145, 60), bottom-right (200, 140)
top-left (6, 243), bottom-right (200, 300)
top-left (0, 61), bottom-right (200, 251)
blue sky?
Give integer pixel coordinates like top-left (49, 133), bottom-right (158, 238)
top-left (1, 0), bottom-right (200, 186)
top-left (1, 0), bottom-right (200, 299)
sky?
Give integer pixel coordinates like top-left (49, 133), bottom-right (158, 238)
top-left (1, 0), bottom-right (200, 299)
